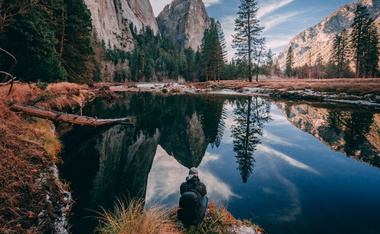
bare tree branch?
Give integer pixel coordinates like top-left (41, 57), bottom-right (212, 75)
top-left (0, 47), bottom-right (18, 95)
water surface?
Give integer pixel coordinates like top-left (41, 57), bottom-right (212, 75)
top-left (59, 93), bottom-right (380, 233)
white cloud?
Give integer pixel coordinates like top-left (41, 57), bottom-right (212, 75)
top-left (203, 0), bottom-right (221, 7)
top-left (262, 11), bottom-right (303, 32)
top-left (258, 145), bottom-right (319, 174)
top-left (257, 0), bottom-right (294, 19)
top-left (262, 33), bottom-right (296, 54)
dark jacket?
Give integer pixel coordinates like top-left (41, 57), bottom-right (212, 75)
top-left (180, 175), bottom-right (207, 205)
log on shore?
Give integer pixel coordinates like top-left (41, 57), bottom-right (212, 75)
top-left (8, 102), bottom-right (135, 127)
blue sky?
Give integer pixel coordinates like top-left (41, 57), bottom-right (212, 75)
top-left (151, 0), bottom-right (355, 60)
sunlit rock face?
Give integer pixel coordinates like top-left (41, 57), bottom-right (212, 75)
top-left (160, 113), bottom-right (208, 168)
top-left (156, 0), bottom-right (211, 51)
top-left (277, 0), bottom-right (380, 69)
top-left (84, 0), bottom-right (158, 51)
top-left (277, 102), bottom-right (380, 168)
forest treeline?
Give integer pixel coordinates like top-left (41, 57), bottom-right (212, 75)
top-left (0, 0), bottom-right (277, 84)
top-left (0, 0), bottom-right (96, 83)
top-left (1, 1), bottom-right (379, 84)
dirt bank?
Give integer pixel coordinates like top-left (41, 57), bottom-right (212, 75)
top-left (0, 82), bottom-right (97, 233)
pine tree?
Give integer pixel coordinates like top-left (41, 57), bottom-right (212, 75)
top-left (2, 0), bottom-right (67, 82)
top-left (216, 20), bottom-right (227, 81)
top-left (262, 49), bottom-right (275, 77)
top-left (61, 0), bottom-right (94, 83)
top-left (350, 4), bottom-right (373, 78)
top-left (285, 46), bottom-right (294, 78)
top-left (253, 39), bottom-right (266, 81)
top-left (363, 23), bottom-right (379, 77)
top-left (232, 0), bottom-right (264, 82)
top-left (330, 29), bottom-right (350, 78)
top-left (200, 19), bottom-right (222, 82)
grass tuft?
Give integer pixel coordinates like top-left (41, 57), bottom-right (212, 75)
top-left (97, 198), bottom-right (182, 234)
top-left (96, 200), bottom-right (264, 234)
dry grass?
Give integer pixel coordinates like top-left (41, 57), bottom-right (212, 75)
top-left (181, 202), bottom-right (263, 234)
top-left (97, 199), bottom-right (182, 234)
top-left (0, 82), bottom-right (95, 233)
top-left (96, 200), bottom-right (264, 234)
top-left (197, 78), bottom-right (380, 95)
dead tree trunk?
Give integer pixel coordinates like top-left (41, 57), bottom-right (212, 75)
top-left (8, 102), bottom-right (135, 127)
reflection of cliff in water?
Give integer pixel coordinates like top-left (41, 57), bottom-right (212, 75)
top-left (277, 102), bottom-right (380, 168)
top-left (59, 93), bottom-right (227, 232)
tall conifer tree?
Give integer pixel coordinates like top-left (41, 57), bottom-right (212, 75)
top-left (232, 0), bottom-right (264, 82)
top-left (330, 29), bottom-right (350, 78)
top-left (285, 46), bottom-right (294, 78)
top-left (350, 4), bottom-right (374, 78)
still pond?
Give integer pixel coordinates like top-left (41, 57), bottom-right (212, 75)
top-left (59, 92), bottom-right (380, 234)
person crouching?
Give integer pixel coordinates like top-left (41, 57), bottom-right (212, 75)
top-left (178, 167), bottom-right (208, 226)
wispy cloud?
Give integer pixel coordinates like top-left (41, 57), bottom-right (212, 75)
top-left (264, 35), bottom-right (293, 54)
top-left (258, 145), bottom-right (319, 174)
top-left (203, 0), bottom-right (221, 7)
top-left (262, 11), bottom-right (304, 32)
top-left (257, 0), bottom-right (294, 19)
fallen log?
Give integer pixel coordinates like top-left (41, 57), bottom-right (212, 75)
top-left (8, 102), bottom-right (135, 127)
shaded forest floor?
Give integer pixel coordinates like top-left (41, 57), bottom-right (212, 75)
top-left (1, 78), bottom-right (379, 232)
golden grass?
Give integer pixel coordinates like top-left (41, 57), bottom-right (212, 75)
top-left (97, 199), bottom-right (182, 234)
top-left (0, 82), bottom-right (94, 232)
top-left (96, 200), bottom-right (264, 234)
top-left (200, 78), bottom-right (380, 95)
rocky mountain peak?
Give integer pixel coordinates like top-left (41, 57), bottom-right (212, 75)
top-left (84, 0), bottom-right (158, 51)
top-left (276, 0), bottom-right (380, 70)
top-left (156, 0), bottom-right (211, 51)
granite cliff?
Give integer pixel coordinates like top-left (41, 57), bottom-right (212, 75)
top-left (156, 0), bottom-right (211, 51)
top-left (277, 0), bottom-right (380, 69)
top-left (84, 0), bottom-right (158, 51)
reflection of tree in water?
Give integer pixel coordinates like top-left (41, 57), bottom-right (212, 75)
top-left (198, 95), bottom-right (227, 148)
top-left (326, 108), bottom-right (380, 167)
top-left (231, 97), bottom-right (272, 183)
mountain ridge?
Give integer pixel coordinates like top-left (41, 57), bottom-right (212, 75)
top-left (276, 0), bottom-right (380, 70)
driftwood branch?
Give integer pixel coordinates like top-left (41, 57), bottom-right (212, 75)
top-left (8, 102), bottom-right (135, 127)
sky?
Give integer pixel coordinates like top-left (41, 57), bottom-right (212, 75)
top-left (150, 0), bottom-right (355, 60)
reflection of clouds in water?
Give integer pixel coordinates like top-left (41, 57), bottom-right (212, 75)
top-left (199, 152), bottom-right (241, 204)
top-left (259, 145), bottom-right (304, 223)
top-left (201, 152), bottom-right (220, 165)
top-left (199, 168), bottom-right (241, 205)
top-left (269, 112), bottom-right (291, 126)
top-left (145, 146), bottom-right (186, 206)
top-left (268, 175), bottom-right (302, 223)
top-left (259, 145), bottom-right (319, 175)
top-left (146, 146), bottom-right (239, 207)
top-left (263, 130), bottom-right (301, 148)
